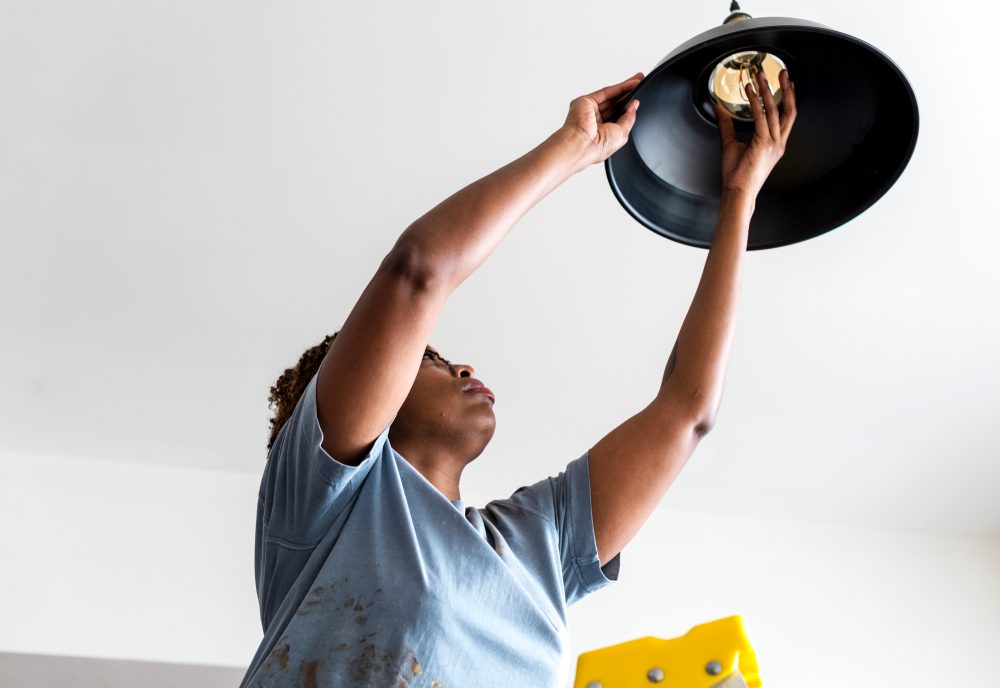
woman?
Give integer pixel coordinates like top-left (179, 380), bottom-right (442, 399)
top-left (241, 68), bottom-right (796, 687)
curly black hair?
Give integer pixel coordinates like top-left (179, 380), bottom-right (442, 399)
top-left (266, 333), bottom-right (449, 452)
top-left (266, 332), bottom-right (339, 451)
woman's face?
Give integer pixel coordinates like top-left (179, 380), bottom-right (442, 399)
top-left (393, 346), bottom-right (496, 460)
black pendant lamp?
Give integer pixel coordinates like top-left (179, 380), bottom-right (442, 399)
top-left (606, 2), bottom-right (919, 249)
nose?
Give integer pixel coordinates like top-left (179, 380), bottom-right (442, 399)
top-left (452, 363), bottom-right (475, 378)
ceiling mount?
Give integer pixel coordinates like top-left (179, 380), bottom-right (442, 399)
top-left (724, 0), bottom-right (753, 24)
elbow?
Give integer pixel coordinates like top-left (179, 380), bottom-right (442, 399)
top-left (382, 240), bottom-right (450, 295)
top-left (692, 411), bottom-right (717, 439)
top-left (660, 386), bottom-right (719, 438)
top-left (679, 382), bottom-right (723, 438)
top-left (690, 396), bottom-right (720, 438)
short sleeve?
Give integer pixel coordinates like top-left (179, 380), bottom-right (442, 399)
top-left (259, 371), bottom-right (392, 547)
top-left (507, 452), bottom-right (620, 606)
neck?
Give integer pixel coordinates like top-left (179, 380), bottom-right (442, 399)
top-left (390, 434), bottom-right (468, 501)
top-left (410, 457), bottom-right (464, 501)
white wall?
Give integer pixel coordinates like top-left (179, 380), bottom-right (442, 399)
top-left (0, 451), bottom-right (262, 667)
top-left (3, 450), bottom-right (998, 687)
top-left (568, 510), bottom-right (1000, 687)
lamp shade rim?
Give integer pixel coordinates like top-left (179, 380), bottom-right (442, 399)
top-left (605, 15), bottom-right (920, 250)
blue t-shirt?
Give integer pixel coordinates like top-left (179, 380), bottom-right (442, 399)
top-left (240, 369), bottom-right (620, 688)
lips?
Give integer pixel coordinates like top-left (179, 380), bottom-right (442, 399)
top-left (462, 380), bottom-right (495, 403)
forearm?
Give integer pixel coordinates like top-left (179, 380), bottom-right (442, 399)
top-left (394, 128), bottom-right (586, 293)
top-left (586, 72), bottom-right (794, 566)
top-left (657, 190), bottom-right (756, 428)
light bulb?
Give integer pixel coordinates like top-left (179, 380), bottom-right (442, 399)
top-left (708, 50), bottom-right (786, 121)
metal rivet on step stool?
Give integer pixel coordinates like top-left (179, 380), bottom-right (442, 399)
top-left (647, 667), bottom-right (665, 683)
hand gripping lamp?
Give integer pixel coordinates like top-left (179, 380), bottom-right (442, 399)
top-left (605, 2), bottom-right (919, 249)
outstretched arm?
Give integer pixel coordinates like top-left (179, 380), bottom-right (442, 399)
top-left (588, 69), bottom-right (798, 565)
top-left (316, 73), bottom-right (644, 465)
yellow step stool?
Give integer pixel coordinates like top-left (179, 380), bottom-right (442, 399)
top-left (573, 616), bottom-right (760, 688)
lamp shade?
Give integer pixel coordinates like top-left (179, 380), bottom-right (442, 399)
top-left (605, 16), bottom-right (919, 249)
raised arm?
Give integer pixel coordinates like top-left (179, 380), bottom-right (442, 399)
top-left (317, 73), bottom-right (644, 465)
top-left (588, 69), bottom-right (797, 564)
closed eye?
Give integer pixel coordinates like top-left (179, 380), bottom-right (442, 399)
top-left (422, 351), bottom-right (445, 366)
top-left (422, 350), bottom-right (454, 372)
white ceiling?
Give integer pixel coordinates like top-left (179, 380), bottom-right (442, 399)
top-left (2, 0), bottom-right (997, 537)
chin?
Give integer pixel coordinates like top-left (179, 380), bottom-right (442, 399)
top-left (475, 412), bottom-right (497, 440)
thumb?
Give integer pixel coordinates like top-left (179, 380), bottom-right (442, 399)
top-left (615, 99), bottom-right (640, 139)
